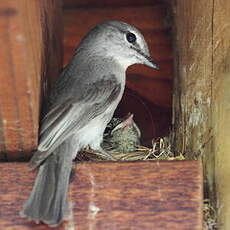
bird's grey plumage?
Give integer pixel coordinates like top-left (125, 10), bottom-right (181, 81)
top-left (20, 142), bottom-right (72, 226)
top-left (20, 20), bottom-right (158, 227)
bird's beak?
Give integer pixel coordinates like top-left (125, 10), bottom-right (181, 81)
top-left (143, 54), bottom-right (159, 70)
top-left (132, 47), bottom-right (159, 70)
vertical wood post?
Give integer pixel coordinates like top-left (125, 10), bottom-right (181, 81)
top-left (172, 0), bottom-right (230, 228)
top-left (172, 0), bottom-right (213, 193)
top-left (212, 1), bottom-right (230, 229)
top-left (0, 0), bottom-right (63, 161)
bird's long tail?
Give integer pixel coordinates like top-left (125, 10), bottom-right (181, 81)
top-left (20, 145), bottom-right (73, 227)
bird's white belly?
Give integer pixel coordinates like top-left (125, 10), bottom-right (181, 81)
top-left (70, 90), bottom-right (124, 159)
top-left (78, 117), bottom-right (105, 146)
top-left (70, 113), bottom-right (111, 159)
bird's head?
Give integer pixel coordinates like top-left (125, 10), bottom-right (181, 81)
top-left (79, 20), bottom-right (159, 70)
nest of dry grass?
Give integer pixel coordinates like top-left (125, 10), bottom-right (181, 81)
top-left (79, 137), bottom-right (185, 161)
top-left (203, 199), bottom-right (218, 230)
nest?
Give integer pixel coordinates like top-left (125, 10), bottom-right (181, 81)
top-left (203, 199), bottom-right (218, 230)
top-left (78, 137), bottom-right (185, 161)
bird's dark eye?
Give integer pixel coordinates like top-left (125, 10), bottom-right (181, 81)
top-left (126, 32), bottom-right (136, 43)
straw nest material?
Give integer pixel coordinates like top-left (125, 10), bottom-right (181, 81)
top-left (203, 199), bottom-right (218, 230)
top-left (78, 137), bottom-right (185, 161)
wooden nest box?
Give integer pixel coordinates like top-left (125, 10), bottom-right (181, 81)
top-left (0, 0), bottom-right (229, 229)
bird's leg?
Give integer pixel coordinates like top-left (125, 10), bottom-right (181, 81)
top-left (89, 134), bottom-right (117, 161)
top-left (96, 146), bottom-right (117, 161)
top-left (90, 142), bottom-right (117, 160)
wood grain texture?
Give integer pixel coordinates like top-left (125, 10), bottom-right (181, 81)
top-left (0, 0), bottom-right (63, 161)
top-left (171, 0), bottom-right (214, 195)
top-left (172, 0), bottom-right (230, 228)
top-left (63, 6), bottom-right (173, 108)
top-left (172, 0), bottom-right (214, 153)
top-left (211, 1), bottom-right (230, 229)
top-left (0, 161), bottom-right (203, 230)
top-left (63, 0), bottom-right (163, 8)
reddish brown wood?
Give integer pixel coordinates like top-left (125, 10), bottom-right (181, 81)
top-left (126, 75), bottom-right (172, 108)
top-left (39, 0), bottom-right (64, 95)
top-left (64, 0), bottom-right (163, 8)
top-left (0, 0), bottom-right (63, 161)
top-left (0, 160), bottom-right (203, 229)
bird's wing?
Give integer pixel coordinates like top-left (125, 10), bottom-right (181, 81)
top-left (29, 75), bottom-right (121, 168)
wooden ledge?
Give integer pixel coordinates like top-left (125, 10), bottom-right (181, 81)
top-left (0, 160), bottom-right (203, 229)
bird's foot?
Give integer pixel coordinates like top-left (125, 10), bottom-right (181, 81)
top-left (95, 147), bottom-right (117, 161)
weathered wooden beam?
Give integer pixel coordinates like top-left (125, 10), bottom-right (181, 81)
top-left (0, 160), bottom-right (202, 230)
top-left (171, 0), bottom-right (213, 191)
top-left (0, 1), bottom-right (63, 161)
top-left (63, 6), bottom-right (173, 108)
top-left (63, 0), bottom-right (162, 8)
top-left (212, 1), bottom-right (230, 229)
top-left (172, 0), bottom-right (230, 229)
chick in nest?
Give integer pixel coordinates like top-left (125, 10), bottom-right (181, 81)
top-left (102, 113), bottom-right (141, 153)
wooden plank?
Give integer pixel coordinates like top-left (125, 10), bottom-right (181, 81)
top-left (0, 0), bottom-right (63, 161)
top-left (0, 160), bottom-right (203, 230)
top-left (171, 0), bottom-right (214, 196)
top-left (63, 6), bottom-right (173, 108)
top-left (63, 0), bottom-right (162, 8)
top-left (172, 0), bottom-right (230, 228)
top-left (212, 0), bottom-right (230, 229)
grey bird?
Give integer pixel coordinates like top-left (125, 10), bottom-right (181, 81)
top-left (20, 20), bottom-right (159, 227)
top-left (102, 113), bottom-right (141, 154)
